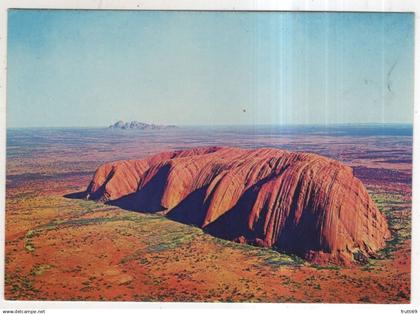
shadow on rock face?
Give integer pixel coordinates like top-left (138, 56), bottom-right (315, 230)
top-left (107, 193), bottom-right (166, 213)
top-left (165, 187), bottom-right (207, 226)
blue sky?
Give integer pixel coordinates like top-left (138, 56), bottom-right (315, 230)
top-left (7, 10), bottom-right (414, 127)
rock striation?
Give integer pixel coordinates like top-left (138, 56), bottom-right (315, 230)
top-left (108, 120), bottom-right (177, 130)
top-left (86, 146), bottom-right (390, 265)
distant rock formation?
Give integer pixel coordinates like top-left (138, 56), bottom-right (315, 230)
top-left (108, 120), bottom-right (177, 130)
top-left (85, 146), bottom-right (390, 265)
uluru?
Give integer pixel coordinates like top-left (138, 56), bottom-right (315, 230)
top-left (85, 146), bottom-right (390, 265)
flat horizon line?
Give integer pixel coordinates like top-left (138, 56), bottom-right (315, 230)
top-left (5, 122), bottom-right (414, 130)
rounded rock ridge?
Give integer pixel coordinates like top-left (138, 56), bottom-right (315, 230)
top-left (86, 146), bottom-right (391, 265)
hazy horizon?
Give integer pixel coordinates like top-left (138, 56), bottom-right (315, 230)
top-left (7, 10), bottom-right (414, 128)
top-left (6, 122), bottom-right (414, 130)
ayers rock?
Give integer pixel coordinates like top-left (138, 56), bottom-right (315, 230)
top-left (85, 146), bottom-right (390, 265)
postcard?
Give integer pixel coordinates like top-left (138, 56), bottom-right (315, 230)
top-left (1, 2), bottom-right (418, 313)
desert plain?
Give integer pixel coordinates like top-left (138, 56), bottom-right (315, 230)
top-left (4, 125), bottom-right (412, 303)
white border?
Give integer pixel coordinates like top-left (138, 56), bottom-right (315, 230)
top-left (0, 1), bottom-right (419, 313)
